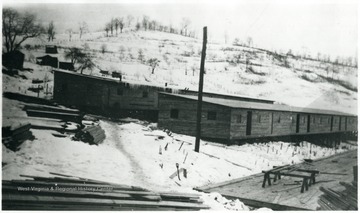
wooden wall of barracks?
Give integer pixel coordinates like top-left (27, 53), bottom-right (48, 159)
top-left (158, 94), bottom-right (357, 141)
top-left (158, 94), bottom-right (231, 139)
top-left (54, 71), bottom-right (163, 111)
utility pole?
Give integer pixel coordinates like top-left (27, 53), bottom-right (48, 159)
top-left (195, 26), bottom-right (207, 153)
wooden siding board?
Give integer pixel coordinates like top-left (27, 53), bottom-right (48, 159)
top-left (158, 94), bottom-right (231, 140)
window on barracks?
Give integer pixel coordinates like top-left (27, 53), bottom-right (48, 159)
top-left (208, 111), bottom-right (217, 120)
top-left (302, 117), bottom-right (305, 123)
top-left (277, 115), bottom-right (281, 123)
top-left (170, 109), bottom-right (179, 119)
top-left (290, 116), bottom-right (295, 123)
top-left (319, 117), bottom-right (322, 124)
top-left (236, 115), bottom-right (242, 123)
top-left (117, 88), bottom-right (123, 95)
top-left (142, 91), bottom-right (148, 98)
top-left (258, 115), bottom-right (261, 123)
top-left (312, 116), bottom-right (315, 124)
top-left (334, 119), bottom-right (337, 124)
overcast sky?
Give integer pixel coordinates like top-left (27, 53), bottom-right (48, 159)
top-left (3, 0), bottom-right (358, 59)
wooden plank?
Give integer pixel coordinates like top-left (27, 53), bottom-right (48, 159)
top-left (48, 172), bottom-right (140, 189)
top-left (195, 149), bottom-right (357, 210)
top-left (26, 109), bottom-right (81, 122)
top-left (2, 202), bottom-right (183, 211)
top-left (3, 194), bottom-right (209, 209)
top-left (3, 185), bottom-right (162, 202)
top-left (218, 193), bottom-right (310, 210)
top-left (224, 159), bottom-right (252, 171)
top-left (24, 103), bottom-right (80, 114)
top-left (9, 179), bottom-right (141, 192)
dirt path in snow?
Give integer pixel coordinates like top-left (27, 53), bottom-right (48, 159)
top-left (103, 121), bottom-right (151, 188)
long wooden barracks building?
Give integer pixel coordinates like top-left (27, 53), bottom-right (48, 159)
top-left (53, 69), bottom-right (357, 144)
top-left (53, 69), bottom-right (171, 120)
top-left (53, 69), bottom-right (274, 119)
top-left (158, 93), bottom-right (357, 144)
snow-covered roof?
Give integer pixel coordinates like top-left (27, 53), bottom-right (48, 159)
top-left (159, 93), bottom-right (356, 117)
top-left (178, 90), bottom-right (275, 104)
top-left (53, 69), bottom-right (167, 89)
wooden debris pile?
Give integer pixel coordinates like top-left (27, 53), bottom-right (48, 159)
top-left (2, 174), bottom-right (209, 211)
top-left (24, 103), bottom-right (82, 123)
top-left (73, 125), bottom-right (106, 145)
top-left (2, 123), bottom-right (34, 151)
top-left (318, 182), bottom-right (357, 210)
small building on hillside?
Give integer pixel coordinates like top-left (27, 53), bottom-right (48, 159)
top-left (158, 93), bottom-right (357, 143)
top-left (45, 45), bottom-right (58, 54)
top-left (58, 62), bottom-right (75, 71)
top-left (53, 69), bottom-right (169, 120)
top-left (36, 55), bottom-right (58, 68)
top-left (2, 50), bottom-right (24, 70)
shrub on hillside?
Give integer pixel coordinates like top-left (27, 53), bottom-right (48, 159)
top-left (101, 44), bottom-right (107, 54)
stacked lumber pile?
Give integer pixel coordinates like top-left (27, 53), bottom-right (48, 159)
top-left (2, 123), bottom-right (34, 151)
top-left (318, 182), bottom-right (357, 210)
top-left (73, 125), bottom-right (106, 145)
top-left (2, 174), bottom-right (209, 211)
top-left (24, 103), bottom-right (82, 123)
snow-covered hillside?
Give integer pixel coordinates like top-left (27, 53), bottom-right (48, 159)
top-left (21, 29), bottom-right (357, 115)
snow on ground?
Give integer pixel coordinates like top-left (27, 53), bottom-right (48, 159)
top-left (2, 117), bottom-right (356, 210)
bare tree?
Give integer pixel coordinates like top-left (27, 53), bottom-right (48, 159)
top-left (135, 22), bottom-right (141, 31)
top-left (47, 21), bottom-right (55, 42)
top-left (180, 17), bottom-right (191, 36)
top-left (147, 58), bottom-right (160, 74)
top-left (65, 47), bottom-right (85, 65)
top-left (246, 37), bottom-right (253, 47)
top-left (101, 44), bottom-right (107, 54)
top-left (138, 49), bottom-right (145, 62)
top-left (79, 21), bottom-right (88, 39)
top-left (317, 52), bottom-right (321, 61)
top-left (66, 28), bottom-right (73, 41)
top-left (287, 49), bottom-right (293, 56)
top-left (105, 23), bottom-right (111, 37)
top-left (110, 18), bottom-right (114, 36)
top-left (126, 15), bottom-right (134, 28)
top-left (78, 55), bottom-right (94, 74)
top-left (114, 18), bottom-right (119, 35)
top-left (233, 38), bottom-right (240, 46)
top-left (142, 15), bottom-right (149, 30)
top-left (191, 64), bottom-right (197, 76)
top-left (2, 8), bottom-right (44, 52)
top-left (64, 47), bottom-right (93, 74)
top-left (118, 18), bottom-right (124, 33)
top-left (149, 20), bottom-right (157, 30)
